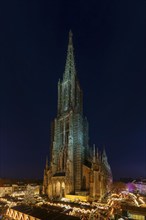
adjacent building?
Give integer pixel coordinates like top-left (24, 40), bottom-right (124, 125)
top-left (43, 31), bottom-right (112, 201)
top-left (0, 183), bottom-right (40, 197)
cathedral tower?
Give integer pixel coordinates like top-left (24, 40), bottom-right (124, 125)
top-left (43, 31), bottom-right (112, 200)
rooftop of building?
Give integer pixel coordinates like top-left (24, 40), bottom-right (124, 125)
top-left (0, 178), bottom-right (42, 187)
top-left (11, 205), bottom-right (80, 220)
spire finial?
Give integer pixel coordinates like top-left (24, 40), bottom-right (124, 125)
top-left (69, 29), bottom-right (73, 37)
top-left (102, 146), bottom-right (108, 164)
top-left (103, 145), bottom-right (106, 157)
top-left (93, 144), bottom-right (96, 162)
top-left (46, 156), bottom-right (49, 169)
top-left (96, 146), bottom-right (98, 158)
top-left (69, 30), bottom-right (73, 45)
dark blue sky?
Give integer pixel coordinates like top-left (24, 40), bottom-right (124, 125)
top-left (0, 0), bottom-right (145, 180)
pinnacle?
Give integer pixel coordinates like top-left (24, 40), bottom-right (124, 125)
top-left (69, 30), bottom-right (73, 45)
top-left (69, 30), bottom-right (73, 37)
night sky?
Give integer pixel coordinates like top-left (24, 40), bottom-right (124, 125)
top-left (0, 0), bottom-right (145, 180)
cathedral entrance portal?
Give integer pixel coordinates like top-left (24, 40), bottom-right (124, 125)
top-left (51, 178), bottom-right (67, 198)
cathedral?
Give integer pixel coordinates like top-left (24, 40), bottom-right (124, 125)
top-left (43, 31), bottom-right (112, 201)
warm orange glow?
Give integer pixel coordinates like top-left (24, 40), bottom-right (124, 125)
top-left (65, 194), bottom-right (89, 202)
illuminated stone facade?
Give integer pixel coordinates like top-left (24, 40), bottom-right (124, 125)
top-left (43, 31), bottom-right (112, 200)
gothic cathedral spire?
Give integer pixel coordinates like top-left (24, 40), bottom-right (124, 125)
top-left (63, 30), bottom-right (76, 81)
top-left (58, 30), bottom-right (82, 115)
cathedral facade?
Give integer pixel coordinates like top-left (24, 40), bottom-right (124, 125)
top-left (43, 31), bottom-right (112, 201)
